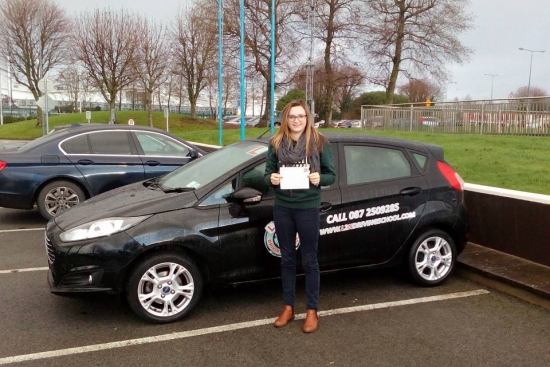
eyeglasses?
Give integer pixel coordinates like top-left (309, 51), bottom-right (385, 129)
top-left (288, 114), bottom-right (306, 121)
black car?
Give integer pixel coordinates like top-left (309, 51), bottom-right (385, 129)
top-left (0, 124), bottom-right (204, 219)
top-left (45, 134), bottom-right (467, 323)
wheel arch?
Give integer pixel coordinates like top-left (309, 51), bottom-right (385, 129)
top-left (118, 241), bottom-right (211, 293)
top-left (32, 176), bottom-right (92, 205)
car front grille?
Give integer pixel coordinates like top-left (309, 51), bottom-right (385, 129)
top-left (45, 234), bottom-right (55, 264)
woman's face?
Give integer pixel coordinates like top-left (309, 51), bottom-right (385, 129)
top-left (287, 106), bottom-right (307, 136)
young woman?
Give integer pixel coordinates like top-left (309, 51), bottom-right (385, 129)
top-left (264, 99), bottom-right (336, 333)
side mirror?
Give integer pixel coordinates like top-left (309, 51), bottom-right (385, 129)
top-left (188, 150), bottom-right (200, 160)
top-left (229, 187), bottom-right (263, 204)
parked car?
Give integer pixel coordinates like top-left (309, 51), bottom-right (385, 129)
top-left (222, 115), bottom-right (242, 125)
top-left (366, 116), bottom-right (384, 128)
top-left (418, 116), bottom-right (442, 127)
top-left (45, 134), bottom-right (467, 323)
top-left (0, 124), bottom-right (205, 220)
top-left (244, 116), bottom-right (261, 127)
top-left (337, 120), bottom-right (353, 128)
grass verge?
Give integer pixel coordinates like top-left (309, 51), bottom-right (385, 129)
top-left (1, 111), bottom-right (549, 195)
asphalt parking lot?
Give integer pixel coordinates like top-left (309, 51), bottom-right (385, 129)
top-left (1, 206), bottom-right (549, 367)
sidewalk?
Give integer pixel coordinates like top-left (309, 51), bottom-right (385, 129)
top-left (457, 242), bottom-right (550, 309)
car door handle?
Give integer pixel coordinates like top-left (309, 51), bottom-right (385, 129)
top-left (400, 187), bottom-right (422, 196)
top-left (320, 202), bottom-right (332, 212)
top-left (144, 160), bottom-right (161, 166)
top-left (77, 159), bottom-right (94, 165)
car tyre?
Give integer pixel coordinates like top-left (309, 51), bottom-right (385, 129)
top-left (37, 180), bottom-right (86, 220)
top-left (126, 252), bottom-right (203, 324)
top-left (407, 229), bottom-right (456, 286)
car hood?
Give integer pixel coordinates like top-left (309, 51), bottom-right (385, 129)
top-left (54, 181), bottom-right (198, 230)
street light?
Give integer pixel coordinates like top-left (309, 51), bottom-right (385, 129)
top-left (518, 47), bottom-right (545, 97)
top-left (484, 73), bottom-right (503, 99)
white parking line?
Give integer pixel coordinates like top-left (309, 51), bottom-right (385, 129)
top-left (0, 289), bottom-right (489, 365)
top-left (0, 267), bottom-right (48, 274)
top-left (0, 228), bottom-right (44, 233)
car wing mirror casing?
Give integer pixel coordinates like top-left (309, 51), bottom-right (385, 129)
top-left (229, 187), bottom-right (263, 205)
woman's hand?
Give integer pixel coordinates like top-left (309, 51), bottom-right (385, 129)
top-left (270, 172), bottom-right (282, 186)
top-left (309, 172), bottom-right (320, 186)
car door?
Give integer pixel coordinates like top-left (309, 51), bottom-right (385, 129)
top-left (324, 143), bottom-right (429, 267)
top-left (61, 130), bottom-right (145, 195)
top-left (132, 131), bottom-right (193, 179)
top-left (203, 162), bottom-right (279, 282)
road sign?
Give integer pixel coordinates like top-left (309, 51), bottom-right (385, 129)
top-left (36, 94), bottom-right (57, 111)
top-left (38, 78), bottom-right (54, 93)
top-left (425, 98), bottom-right (432, 107)
top-left (85, 111), bottom-right (91, 122)
top-left (127, 118), bottom-right (135, 125)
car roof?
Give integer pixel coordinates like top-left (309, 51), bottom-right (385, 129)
top-left (51, 123), bottom-right (172, 134)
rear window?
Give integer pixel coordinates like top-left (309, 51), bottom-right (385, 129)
top-left (344, 145), bottom-right (411, 185)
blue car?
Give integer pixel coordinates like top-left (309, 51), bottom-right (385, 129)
top-left (0, 123), bottom-right (205, 219)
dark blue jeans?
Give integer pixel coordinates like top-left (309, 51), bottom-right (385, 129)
top-left (273, 205), bottom-right (320, 310)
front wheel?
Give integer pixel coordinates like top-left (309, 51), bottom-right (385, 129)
top-left (407, 229), bottom-right (456, 286)
top-left (126, 252), bottom-right (203, 323)
top-left (37, 180), bottom-right (86, 220)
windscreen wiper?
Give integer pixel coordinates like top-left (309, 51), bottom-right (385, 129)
top-left (162, 187), bottom-right (197, 193)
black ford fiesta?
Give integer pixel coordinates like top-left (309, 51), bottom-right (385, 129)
top-left (45, 134), bottom-right (468, 323)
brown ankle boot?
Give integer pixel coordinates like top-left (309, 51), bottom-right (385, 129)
top-left (273, 305), bottom-right (295, 328)
top-left (302, 309), bottom-right (318, 333)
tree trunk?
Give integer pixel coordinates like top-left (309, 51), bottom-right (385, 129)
top-left (386, 5), bottom-right (406, 104)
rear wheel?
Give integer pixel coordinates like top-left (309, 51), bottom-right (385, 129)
top-left (37, 180), bottom-right (86, 220)
top-left (126, 252), bottom-right (203, 323)
top-left (407, 229), bottom-right (456, 286)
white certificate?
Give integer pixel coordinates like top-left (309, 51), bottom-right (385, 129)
top-left (279, 166), bottom-right (310, 190)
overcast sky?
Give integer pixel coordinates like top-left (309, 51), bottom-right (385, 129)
top-left (54, 0), bottom-right (549, 101)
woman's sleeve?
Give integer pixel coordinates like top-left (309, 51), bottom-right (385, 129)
top-left (264, 144), bottom-right (278, 186)
top-left (319, 142), bottom-right (336, 186)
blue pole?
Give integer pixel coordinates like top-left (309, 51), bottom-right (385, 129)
top-left (218, 0), bottom-right (223, 146)
top-left (239, 0), bottom-right (245, 140)
top-left (270, 0), bottom-right (275, 135)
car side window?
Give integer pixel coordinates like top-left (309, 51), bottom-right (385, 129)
top-left (200, 178), bottom-right (237, 206)
top-left (61, 135), bottom-right (89, 154)
top-left (344, 145), bottom-right (411, 185)
top-left (242, 162), bottom-right (273, 198)
top-left (88, 131), bottom-right (133, 155)
top-left (412, 153), bottom-right (428, 171)
top-left (135, 132), bottom-right (190, 157)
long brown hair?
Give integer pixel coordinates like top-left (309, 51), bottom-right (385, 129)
top-left (270, 99), bottom-right (327, 154)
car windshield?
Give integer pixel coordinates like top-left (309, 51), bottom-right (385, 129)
top-left (158, 140), bottom-right (268, 190)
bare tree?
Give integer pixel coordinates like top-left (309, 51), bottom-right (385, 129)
top-left (362, 0), bottom-right (473, 103)
top-left (0, 0), bottom-right (69, 126)
top-left (309, 0), bottom-right (364, 125)
top-left (72, 9), bottom-right (143, 123)
top-left (136, 20), bottom-right (170, 126)
top-left (515, 86), bottom-right (547, 98)
top-left (398, 78), bottom-right (441, 103)
top-left (172, 0), bottom-right (218, 118)
top-left (55, 65), bottom-right (93, 112)
top-left (223, 0), bottom-right (302, 125)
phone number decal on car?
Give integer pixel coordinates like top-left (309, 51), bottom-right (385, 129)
top-left (326, 203), bottom-right (400, 224)
top-left (320, 211), bottom-right (416, 236)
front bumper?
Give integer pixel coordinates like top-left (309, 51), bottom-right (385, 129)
top-left (46, 221), bottom-right (143, 294)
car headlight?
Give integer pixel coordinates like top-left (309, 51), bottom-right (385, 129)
top-left (59, 216), bottom-right (151, 242)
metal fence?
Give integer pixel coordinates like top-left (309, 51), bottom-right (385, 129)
top-left (361, 97), bottom-right (550, 135)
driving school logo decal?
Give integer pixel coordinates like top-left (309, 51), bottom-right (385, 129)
top-left (264, 221), bottom-right (300, 257)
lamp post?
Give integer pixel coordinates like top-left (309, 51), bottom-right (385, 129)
top-left (483, 73), bottom-right (503, 99)
top-left (518, 48), bottom-right (545, 97)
